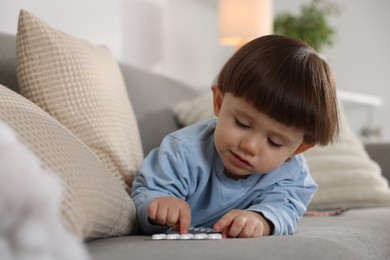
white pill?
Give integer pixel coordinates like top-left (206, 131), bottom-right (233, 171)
top-left (180, 233), bottom-right (194, 240)
top-left (152, 234), bottom-right (166, 240)
top-left (193, 233), bottom-right (208, 240)
top-left (166, 234), bottom-right (180, 240)
top-left (207, 233), bottom-right (222, 240)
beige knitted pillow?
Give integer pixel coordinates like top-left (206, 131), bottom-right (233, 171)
top-left (16, 10), bottom-right (143, 188)
top-left (304, 109), bottom-right (390, 210)
top-left (0, 84), bottom-right (136, 241)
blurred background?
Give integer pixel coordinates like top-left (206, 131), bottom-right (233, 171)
top-left (1, 0), bottom-right (389, 143)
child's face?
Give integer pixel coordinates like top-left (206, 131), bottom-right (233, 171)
top-left (212, 86), bottom-right (313, 179)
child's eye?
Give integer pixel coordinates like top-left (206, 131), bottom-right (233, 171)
top-left (234, 118), bottom-right (250, 129)
top-left (267, 138), bottom-right (282, 148)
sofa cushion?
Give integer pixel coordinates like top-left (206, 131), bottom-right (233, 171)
top-left (87, 207), bottom-right (390, 260)
top-left (0, 84), bottom-right (136, 241)
top-left (16, 10), bottom-right (143, 188)
top-left (173, 94), bottom-right (390, 210)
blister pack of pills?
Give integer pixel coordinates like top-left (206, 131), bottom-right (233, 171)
top-left (151, 227), bottom-right (222, 240)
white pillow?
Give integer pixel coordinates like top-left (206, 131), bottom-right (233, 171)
top-left (174, 94), bottom-right (390, 209)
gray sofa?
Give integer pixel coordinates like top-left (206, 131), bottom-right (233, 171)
top-left (1, 32), bottom-right (390, 260)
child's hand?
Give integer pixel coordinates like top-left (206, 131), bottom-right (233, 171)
top-left (213, 210), bottom-right (273, 238)
top-left (147, 196), bottom-right (191, 234)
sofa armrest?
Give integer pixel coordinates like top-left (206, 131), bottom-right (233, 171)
top-left (365, 143), bottom-right (390, 182)
top-left (0, 33), bottom-right (19, 93)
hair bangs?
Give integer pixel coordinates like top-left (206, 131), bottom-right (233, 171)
top-left (216, 35), bottom-right (339, 145)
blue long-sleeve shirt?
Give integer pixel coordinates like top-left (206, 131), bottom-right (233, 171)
top-left (131, 119), bottom-right (317, 236)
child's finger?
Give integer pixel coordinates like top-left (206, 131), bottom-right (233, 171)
top-left (213, 213), bottom-right (235, 233)
top-left (252, 225), bottom-right (263, 238)
top-left (179, 208), bottom-right (191, 234)
top-left (227, 217), bottom-right (247, 238)
top-left (166, 208), bottom-right (180, 227)
top-left (155, 205), bottom-right (169, 225)
top-left (147, 200), bottom-right (158, 220)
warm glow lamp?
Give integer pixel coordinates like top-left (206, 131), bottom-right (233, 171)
top-left (218, 0), bottom-right (273, 48)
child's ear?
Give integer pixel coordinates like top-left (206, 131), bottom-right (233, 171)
top-left (212, 85), bottom-right (224, 117)
top-left (291, 143), bottom-right (315, 156)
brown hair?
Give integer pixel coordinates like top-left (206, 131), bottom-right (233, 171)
top-left (216, 35), bottom-right (339, 145)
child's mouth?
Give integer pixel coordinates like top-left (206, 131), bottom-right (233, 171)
top-left (230, 151), bottom-right (251, 168)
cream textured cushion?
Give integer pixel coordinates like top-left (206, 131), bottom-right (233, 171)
top-left (174, 94), bottom-right (215, 126)
top-left (174, 94), bottom-right (390, 209)
top-left (16, 10), bottom-right (143, 188)
top-left (0, 122), bottom-right (89, 260)
top-left (304, 109), bottom-right (390, 210)
top-left (0, 84), bottom-right (136, 241)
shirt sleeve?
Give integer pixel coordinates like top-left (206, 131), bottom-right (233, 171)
top-left (246, 155), bottom-right (318, 236)
top-left (131, 135), bottom-right (190, 234)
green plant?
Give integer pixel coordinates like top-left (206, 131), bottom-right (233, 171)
top-left (273, 0), bottom-right (341, 52)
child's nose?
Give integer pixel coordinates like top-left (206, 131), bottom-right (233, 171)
top-left (239, 136), bottom-right (261, 156)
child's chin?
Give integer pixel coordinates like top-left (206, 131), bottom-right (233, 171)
top-left (223, 168), bottom-right (251, 180)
